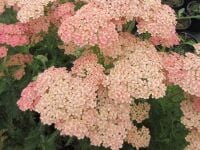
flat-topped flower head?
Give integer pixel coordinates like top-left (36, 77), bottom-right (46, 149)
top-left (58, 0), bottom-right (178, 51)
top-left (181, 99), bottom-right (200, 132)
top-left (137, 4), bottom-right (179, 47)
top-left (72, 53), bottom-right (105, 86)
top-left (0, 23), bottom-right (29, 46)
top-left (105, 35), bottom-right (166, 103)
top-left (126, 126), bottom-right (150, 150)
top-left (162, 52), bottom-right (200, 97)
top-left (5, 0), bottom-right (57, 22)
top-left (130, 102), bottom-right (150, 123)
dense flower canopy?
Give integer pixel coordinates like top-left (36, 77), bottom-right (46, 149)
top-left (17, 63), bottom-right (151, 150)
top-left (58, 0), bottom-right (179, 58)
top-left (0, 0), bottom-right (200, 149)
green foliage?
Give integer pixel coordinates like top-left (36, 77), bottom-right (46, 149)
top-left (123, 21), bottom-right (136, 33)
top-left (0, 129), bottom-right (7, 150)
top-left (0, 66), bottom-right (189, 150)
top-left (148, 86), bottom-right (188, 150)
top-left (157, 32), bottom-right (197, 55)
top-left (0, 25), bottom-right (75, 150)
top-left (0, 8), bottom-right (18, 24)
top-left (23, 125), bottom-right (58, 150)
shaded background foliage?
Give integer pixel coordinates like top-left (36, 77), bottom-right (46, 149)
top-left (1, 0), bottom-right (200, 149)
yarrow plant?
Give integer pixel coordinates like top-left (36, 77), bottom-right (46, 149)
top-left (0, 0), bottom-right (200, 150)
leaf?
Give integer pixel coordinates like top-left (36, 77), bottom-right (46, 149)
top-left (0, 78), bottom-right (8, 95)
top-left (148, 86), bottom-right (188, 150)
top-left (0, 8), bottom-right (17, 24)
top-left (0, 129), bottom-right (7, 150)
top-left (41, 131), bottom-right (58, 150)
top-left (35, 55), bottom-right (48, 65)
top-left (124, 21), bottom-right (136, 33)
top-left (177, 8), bottom-right (185, 18)
top-left (23, 127), bottom-right (41, 150)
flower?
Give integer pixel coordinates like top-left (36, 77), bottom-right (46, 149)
top-left (0, 16), bottom-right (51, 47)
top-left (130, 102), bottom-right (150, 123)
top-left (5, 0), bottom-right (56, 22)
top-left (185, 129), bottom-right (200, 150)
top-left (0, 53), bottom-right (32, 80)
top-left (0, 46), bottom-right (8, 58)
top-left (49, 2), bottom-right (75, 26)
top-left (58, 3), bottom-right (120, 58)
top-left (126, 126), bottom-right (150, 150)
top-left (6, 53), bottom-right (32, 66)
top-left (58, 0), bottom-right (178, 53)
top-left (17, 81), bottom-right (39, 111)
top-left (105, 35), bottom-right (166, 103)
top-left (71, 53), bottom-right (105, 86)
top-left (17, 64), bottom-right (151, 150)
top-left (0, 0), bottom-right (5, 14)
top-left (181, 99), bottom-right (200, 132)
top-left (193, 97), bottom-right (200, 112)
top-left (160, 52), bottom-right (185, 84)
top-left (137, 4), bottom-right (179, 47)
top-left (0, 23), bottom-right (29, 46)
top-left (162, 52), bottom-right (200, 97)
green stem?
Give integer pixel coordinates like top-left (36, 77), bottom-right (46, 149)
top-left (177, 15), bottom-right (200, 20)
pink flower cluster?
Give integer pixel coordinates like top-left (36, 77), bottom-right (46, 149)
top-left (185, 129), bottom-right (200, 150)
top-left (160, 47), bottom-right (200, 150)
top-left (181, 98), bottom-right (200, 149)
top-left (137, 4), bottom-right (179, 47)
top-left (126, 126), bottom-right (150, 150)
top-left (0, 46), bottom-right (8, 58)
top-left (71, 53), bottom-right (105, 85)
top-left (4, 0), bottom-right (200, 148)
top-left (181, 98), bottom-right (200, 132)
top-left (0, 0), bottom-right (5, 14)
top-left (0, 53), bottom-right (32, 80)
top-left (17, 81), bottom-right (39, 111)
top-left (161, 52), bottom-right (200, 97)
top-left (58, 2), bottom-right (119, 57)
top-left (6, 53), bottom-right (32, 80)
top-left (104, 34), bottom-right (166, 103)
top-left (161, 52), bottom-right (185, 84)
top-left (6, 53), bottom-right (32, 66)
top-left (58, 0), bottom-right (178, 57)
top-left (193, 97), bottom-right (200, 112)
top-left (0, 23), bottom-right (29, 46)
top-left (48, 2), bottom-right (75, 26)
top-left (0, 2), bottom-right (74, 47)
top-left (17, 52), bottom-right (151, 150)
top-left (5, 0), bottom-right (56, 22)
top-left (130, 103), bottom-right (150, 123)
top-left (26, 17), bottom-right (50, 35)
